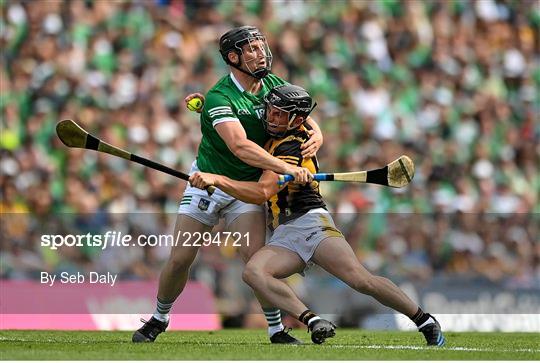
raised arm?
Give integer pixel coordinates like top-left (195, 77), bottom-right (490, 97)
top-left (189, 170), bottom-right (281, 205)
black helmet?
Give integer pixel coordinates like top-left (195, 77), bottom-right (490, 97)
top-left (219, 26), bottom-right (273, 79)
top-left (263, 84), bottom-right (317, 137)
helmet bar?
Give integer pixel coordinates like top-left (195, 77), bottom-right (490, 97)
top-left (270, 101), bottom-right (317, 126)
top-left (219, 26), bottom-right (272, 80)
top-left (263, 84), bottom-right (316, 137)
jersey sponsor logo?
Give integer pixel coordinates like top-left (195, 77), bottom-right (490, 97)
top-left (237, 109), bottom-right (251, 115)
top-left (306, 231), bottom-right (317, 241)
top-left (198, 198), bottom-right (210, 211)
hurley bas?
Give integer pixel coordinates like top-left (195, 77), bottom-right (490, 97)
top-left (40, 272), bottom-right (117, 287)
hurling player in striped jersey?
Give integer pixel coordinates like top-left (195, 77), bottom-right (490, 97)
top-left (189, 84), bottom-right (446, 346)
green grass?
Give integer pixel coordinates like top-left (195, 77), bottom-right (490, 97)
top-left (1, 330), bottom-right (539, 360)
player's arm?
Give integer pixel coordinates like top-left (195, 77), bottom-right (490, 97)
top-left (189, 137), bottom-right (304, 203)
top-left (189, 170), bottom-right (282, 205)
top-left (214, 117), bottom-right (311, 184)
top-left (215, 121), bottom-right (292, 173)
top-left (186, 91), bottom-right (322, 160)
top-left (203, 92), bottom-right (310, 182)
top-left (301, 116), bottom-right (323, 158)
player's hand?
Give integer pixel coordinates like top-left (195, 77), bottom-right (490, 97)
top-left (184, 93), bottom-right (205, 113)
top-left (189, 172), bottom-right (217, 190)
top-left (284, 165), bottom-right (313, 185)
top-left (301, 129), bottom-right (323, 158)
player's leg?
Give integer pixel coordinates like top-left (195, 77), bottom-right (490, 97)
top-left (242, 245), bottom-right (335, 344)
top-left (226, 209), bottom-right (301, 343)
top-left (311, 236), bottom-right (445, 346)
top-left (133, 169), bottom-right (220, 343)
top-left (226, 210), bottom-right (266, 263)
top-left (156, 214), bottom-right (211, 309)
top-left (132, 213), bottom-right (211, 343)
top-left (242, 246), bottom-right (306, 315)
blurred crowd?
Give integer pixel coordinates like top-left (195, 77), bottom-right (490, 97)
top-left (1, 0), bottom-right (539, 322)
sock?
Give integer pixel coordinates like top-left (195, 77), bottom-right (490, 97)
top-left (410, 307), bottom-right (434, 329)
top-left (152, 297), bottom-right (174, 323)
top-left (263, 308), bottom-right (284, 336)
top-left (298, 309), bottom-right (321, 327)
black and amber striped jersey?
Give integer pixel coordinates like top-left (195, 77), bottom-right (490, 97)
top-left (266, 124), bottom-right (326, 230)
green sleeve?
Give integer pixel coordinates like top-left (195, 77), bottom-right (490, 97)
top-left (202, 91), bottom-right (239, 128)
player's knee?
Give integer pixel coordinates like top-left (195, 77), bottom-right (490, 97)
top-left (167, 256), bottom-right (193, 274)
top-left (242, 262), bottom-right (266, 287)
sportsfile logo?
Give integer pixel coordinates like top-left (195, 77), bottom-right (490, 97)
top-left (40, 231), bottom-right (251, 250)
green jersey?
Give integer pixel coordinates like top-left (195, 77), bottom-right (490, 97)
top-left (196, 73), bottom-right (287, 181)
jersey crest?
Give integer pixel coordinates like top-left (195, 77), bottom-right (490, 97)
top-left (198, 198), bottom-right (210, 211)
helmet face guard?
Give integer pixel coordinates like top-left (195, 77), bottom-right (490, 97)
top-left (236, 35), bottom-right (273, 79)
top-left (219, 26), bottom-right (273, 79)
top-left (263, 85), bottom-right (316, 137)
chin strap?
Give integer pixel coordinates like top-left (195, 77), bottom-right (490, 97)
top-left (231, 62), bottom-right (269, 80)
top-left (287, 114), bottom-right (298, 130)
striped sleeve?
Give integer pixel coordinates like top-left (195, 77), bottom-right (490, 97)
top-left (204, 93), bottom-right (239, 128)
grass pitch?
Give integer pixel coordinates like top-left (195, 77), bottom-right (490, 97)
top-left (1, 329), bottom-right (539, 360)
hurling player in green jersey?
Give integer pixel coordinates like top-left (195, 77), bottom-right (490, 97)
top-left (133, 26), bottom-right (322, 344)
top-left (196, 72), bottom-right (291, 181)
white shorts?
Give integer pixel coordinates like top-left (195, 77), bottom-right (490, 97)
top-left (267, 208), bottom-right (344, 263)
top-left (178, 161), bottom-right (264, 227)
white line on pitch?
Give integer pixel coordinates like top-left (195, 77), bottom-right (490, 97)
top-left (1, 337), bottom-right (538, 353)
top-left (328, 344), bottom-right (540, 353)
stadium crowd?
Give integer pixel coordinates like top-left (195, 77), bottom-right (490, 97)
top-left (1, 0), bottom-right (539, 322)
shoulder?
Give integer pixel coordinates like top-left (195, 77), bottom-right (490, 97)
top-left (273, 139), bottom-right (301, 156)
top-left (273, 126), bottom-right (310, 155)
top-left (204, 92), bottom-right (235, 121)
top-left (268, 136), bottom-right (304, 165)
top-left (206, 76), bottom-right (235, 103)
top-left (204, 81), bottom-right (239, 126)
top-left (205, 89), bottom-right (231, 107)
top-left (264, 73), bottom-right (288, 87)
top-left (273, 139), bottom-right (302, 165)
top-left (205, 82), bottom-right (236, 115)
top-left (206, 77), bottom-right (232, 101)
